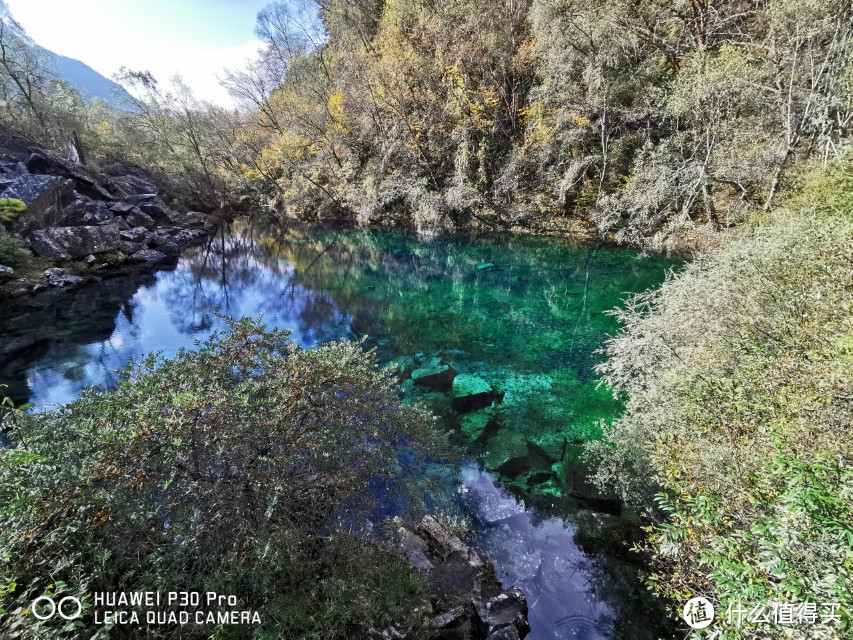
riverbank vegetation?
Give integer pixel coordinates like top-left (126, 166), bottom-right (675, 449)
top-left (0, 319), bottom-right (453, 638)
top-left (590, 159), bottom-right (853, 637)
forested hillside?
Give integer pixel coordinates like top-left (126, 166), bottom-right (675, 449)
top-left (3, 0), bottom-right (850, 245)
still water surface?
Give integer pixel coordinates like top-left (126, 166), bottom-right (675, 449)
top-left (0, 221), bottom-right (677, 639)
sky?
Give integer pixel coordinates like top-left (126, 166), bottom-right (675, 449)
top-left (5, 0), bottom-right (271, 107)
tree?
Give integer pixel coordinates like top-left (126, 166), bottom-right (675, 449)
top-left (0, 0), bottom-right (52, 130)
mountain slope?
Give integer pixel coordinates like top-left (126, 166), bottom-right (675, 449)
top-left (41, 48), bottom-right (134, 110)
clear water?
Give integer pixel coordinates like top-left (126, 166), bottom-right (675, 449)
top-left (0, 220), bottom-right (678, 638)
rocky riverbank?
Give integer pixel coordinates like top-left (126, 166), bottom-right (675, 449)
top-left (381, 515), bottom-right (529, 640)
top-left (0, 126), bottom-right (217, 299)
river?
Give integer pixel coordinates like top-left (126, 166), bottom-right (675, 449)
top-left (0, 219), bottom-right (678, 639)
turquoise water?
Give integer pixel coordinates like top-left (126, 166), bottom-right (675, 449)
top-left (0, 220), bottom-right (677, 638)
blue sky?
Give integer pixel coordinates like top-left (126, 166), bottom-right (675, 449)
top-left (6, 0), bottom-right (272, 106)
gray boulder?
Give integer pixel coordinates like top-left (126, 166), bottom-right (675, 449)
top-left (2, 173), bottom-right (74, 234)
top-left (397, 527), bottom-right (434, 571)
top-left (109, 201), bottom-right (137, 214)
top-left (123, 193), bottom-right (158, 204)
top-left (28, 224), bottom-right (121, 259)
top-left (128, 249), bottom-right (167, 264)
top-left (172, 228), bottom-right (204, 247)
top-left (116, 241), bottom-right (143, 255)
top-left (48, 273), bottom-right (84, 288)
top-left (156, 241), bottom-right (181, 257)
top-left (138, 199), bottom-right (183, 225)
top-left (124, 207), bottom-right (156, 229)
top-left (120, 227), bottom-right (148, 243)
top-left (112, 174), bottom-right (158, 195)
top-left (82, 201), bottom-right (115, 225)
top-left (476, 589), bottom-right (529, 639)
top-left (24, 150), bottom-right (115, 200)
top-left (0, 264), bottom-right (13, 279)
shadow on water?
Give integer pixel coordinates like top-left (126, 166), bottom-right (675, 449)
top-left (0, 218), bottom-right (679, 638)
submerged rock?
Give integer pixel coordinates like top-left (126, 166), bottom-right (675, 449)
top-left (411, 364), bottom-right (456, 391)
top-left (483, 431), bottom-right (529, 477)
top-left (388, 355), bottom-right (417, 379)
top-left (452, 374), bottom-right (498, 412)
top-left (460, 412), bottom-right (491, 441)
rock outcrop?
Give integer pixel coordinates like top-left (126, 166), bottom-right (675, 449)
top-left (0, 125), bottom-right (217, 298)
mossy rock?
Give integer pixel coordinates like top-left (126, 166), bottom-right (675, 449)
top-left (102, 252), bottom-right (127, 265)
top-left (0, 198), bottom-right (26, 222)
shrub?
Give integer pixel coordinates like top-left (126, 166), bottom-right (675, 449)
top-left (0, 318), bottom-right (455, 639)
top-left (0, 232), bottom-right (31, 268)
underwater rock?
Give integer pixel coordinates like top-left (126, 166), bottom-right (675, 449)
top-left (483, 431), bottom-right (529, 477)
top-left (459, 411), bottom-right (496, 441)
top-left (477, 262), bottom-right (500, 271)
top-left (526, 434), bottom-right (566, 464)
top-left (573, 510), bottom-right (642, 560)
top-left (388, 355), bottom-right (417, 378)
top-left (452, 374), bottom-right (498, 412)
top-left (411, 364), bottom-right (456, 391)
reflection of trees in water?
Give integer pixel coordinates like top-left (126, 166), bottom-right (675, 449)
top-left (161, 220), bottom-right (352, 345)
top-left (241, 221), bottom-right (675, 366)
top-left (0, 274), bottom-right (156, 404)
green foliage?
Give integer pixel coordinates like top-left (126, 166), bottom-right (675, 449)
top-left (589, 159), bottom-right (853, 637)
top-left (0, 198), bottom-right (26, 222)
top-left (0, 318), bottom-right (454, 638)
